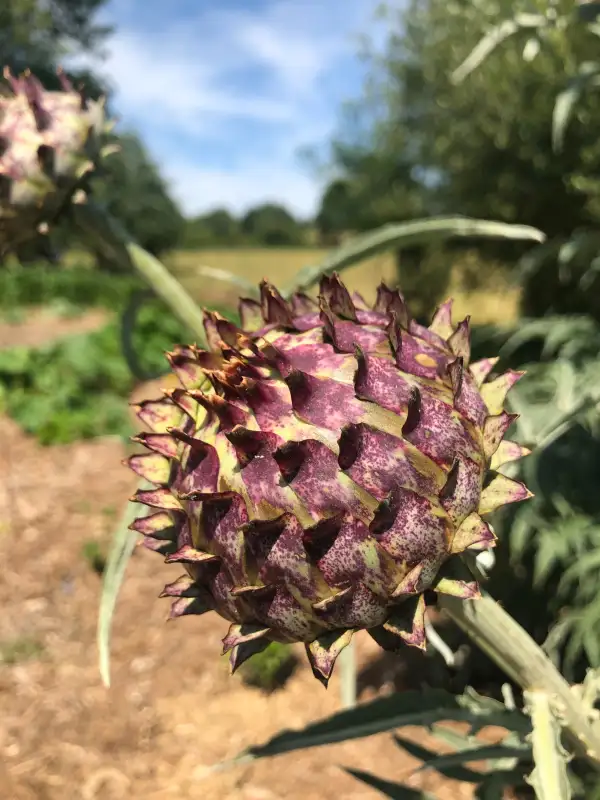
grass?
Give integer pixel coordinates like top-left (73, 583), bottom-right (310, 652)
top-left (167, 247), bottom-right (520, 327)
top-left (62, 245), bottom-right (519, 326)
top-left (0, 636), bottom-right (45, 665)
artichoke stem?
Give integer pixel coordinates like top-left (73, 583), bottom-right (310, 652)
top-left (438, 591), bottom-right (600, 769)
top-left (73, 200), bottom-right (207, 346)
top-left (339, 640), bottom-right (357, 709)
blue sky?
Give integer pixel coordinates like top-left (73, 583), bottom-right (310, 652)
top-left (75, 0), bottom-right (388, 218)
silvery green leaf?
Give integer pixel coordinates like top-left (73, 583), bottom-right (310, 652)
top-left (98, 482), bottom-right (150, 687)
top-left (283, 217), bottom-right (545, 296)
top-left (553, 62), bottom-right (600, 152)
top-left (451, 14), bottom-right (547, 83)
top-left (212, 688), bottom-right (529, 771)
top-left (523, 37), bottom-right (541, 62)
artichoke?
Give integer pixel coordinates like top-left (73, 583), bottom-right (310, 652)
top-left (128, 275), bottom-right (532, 685)
top-left (0, 67), bottom-right (111, 258)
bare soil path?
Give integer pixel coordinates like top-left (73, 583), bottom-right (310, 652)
top-left (0, 313), bottom-right (510, 800)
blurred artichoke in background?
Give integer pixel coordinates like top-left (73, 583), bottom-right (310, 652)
top-left (0, 67), bottom-right (112, 258)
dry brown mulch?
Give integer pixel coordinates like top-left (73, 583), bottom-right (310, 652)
top-left (0, 313), bottom-right (508, 800)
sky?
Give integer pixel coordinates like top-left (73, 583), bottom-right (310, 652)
top-left (75, 0), bottom-right (388, 219)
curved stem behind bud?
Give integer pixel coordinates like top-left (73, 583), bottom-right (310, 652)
top-left (438, 591), bottom-right (600, 769)
top-left (73, 199), bottom-right (207, 346)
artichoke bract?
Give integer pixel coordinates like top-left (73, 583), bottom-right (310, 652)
top-left (0, 67), bottom-right (110, 257)
top-left (128, 275), bottom-right (532, 685)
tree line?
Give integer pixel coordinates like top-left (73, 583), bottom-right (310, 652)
top-left (8, 0), bottom-right (600, 264)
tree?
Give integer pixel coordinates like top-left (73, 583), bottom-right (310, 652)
top-left (1, 0), bottom-right (111, 80)
top-left (182, 209), bottom-right (241, 248)
top-left (241, 203), bottom-right (304, 246)
top-left (334, 1), bottom-right (600, 237)
top-left (316, 0), bottom-right (600, 313)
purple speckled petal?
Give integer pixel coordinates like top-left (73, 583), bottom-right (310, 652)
top-left (470, 357), bottom-right (500, 387)
top-left (170, 430), bottom-right (220, 495)
top-left (320, 298), bottom-right (388, 353)
top-left (253, 584), bottom-right (321, 642)
top-left (140, 536), bottom-right (177, 555)
top-left (448, 359), bottom-right (489, 428)
top-left (440, 456), bottom-right (484, 527)
top-left (164, 387), bottom-right (201, 421)
top-left (229, 637), bottom-right (273, 674)
top-left (290, 292), bottom-right (318, 316)
top-left (188, 391), bottom-right (248, 432)
top-left (128, 453), bottom-right (171, 485)
top-left (226, 427), bottom-right (280, 467)
top-left (338, 423), bottom-right (442, 501)
top-left (131, 487), bottom-right (183, 512)
top-left (274, 440), bottom-right (372, 522)
top-left (290, 312), bottom-right (321, 331)
top-left (490, 440), bottom-right (531, 470)
top-left (202, 312), bottom-right (223, 351)
top-left (313, 583), bottom-right (388, 629)
top-left (451, 513), bottom-right (496, 553)
top-left (391, 325), bottom-right (453, 380)
top-left (479, 474), bottom-right (533, 515)
top-left (160, 574), bottom-right (201, 598)
top-left (196, 492), bottom-right (250, 584)
top-left (205, 567), bottom-right (247, 623)
top-left (239, 297), bottom-right (263, 330)
top-left (370, 486), bottom-right (450, 588)
top-left (132, 431), bottom-right (179, 459)
top-left (260, 280), bottom-right (294, 326)
top-left (257, 513), bottom-right (328, 603)
top-left (481, 370), bottom-right (526, 415)
top-left (204, 311), bottom-right (243, 350)
top-left (134, 398), bottom-right (183, 434)
top-left (368, 596), bottom-right (426, 652)
top-left (306, 514), bottom-right (399, 597)
top-left (285, 369), bottom-right (364, 431)
top-left (429, 299), bottom-right (454, 339)
top-left (408, 319), bottom-right (451, 351)
top-left (306, 628), bottom-right (354, 687)
top-left (222, 622), bottom-right (271, 654)
top-left (165, 347), bottom-right (209, 388)
top-left (404, 392), bottom-right (479, 468)
top-left (448, 317), bottom-right (471, 364)
top-left (266, 336), bottom-right (354, 382)
top-left (168, 596), bottom-right (213, 619)
top-left (354, 349), bottom-right (415, 416)
top-left (374, 283), bottom-right (409, 327)
top-left (386, 594), bottom-right (426, 649)
top-left (319, 273), bottom-right (358, 321)
top-left (355, 309), bottom-right (388, 326)
top-left (231, 434), bottom-right (306, 518)
top-left (129, 511), bottom-right (178, 540)
top-left (482, 412), bottom-right (519, 460)
top-left (164, 547), bottom-right (221, 565)
top-left (244, 381), bottom-right (305, 436)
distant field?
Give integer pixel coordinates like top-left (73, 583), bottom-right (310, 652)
top-left (167, 247), bottom-right (520, 326)
top-left (63, 245), bottom-right (519, 326)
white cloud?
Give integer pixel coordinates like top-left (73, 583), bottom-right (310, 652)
top-left (69, 0), bottom-right (380, 216)
top-left (164, 159), bottom-right (323, 218)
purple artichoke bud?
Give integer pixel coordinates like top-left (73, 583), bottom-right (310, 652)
top-left (128, 276), bottom-right (532, 686)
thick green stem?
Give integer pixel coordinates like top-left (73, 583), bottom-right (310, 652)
top-left (73, 200), bottom-right (207, 345)
top-left (339, 640), bottom-right (357, 709)
top-left (438, 591), bottom-right (600, 768)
